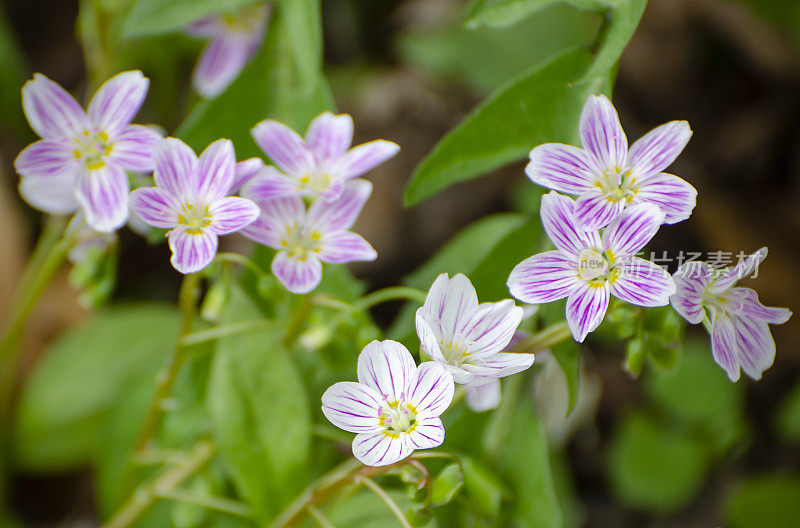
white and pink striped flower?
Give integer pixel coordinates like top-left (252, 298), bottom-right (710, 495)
top-left (187, 3), bottom-right (270, 98)
top-left (14, 71), bottom-right (160, 232)
top-left (244, 112), bottom-right (400, 202)
top-left (670, 249), bottom-right (792, 381)
top-left (130, 137), bottom-right (260, 274)
top-left (321, 340), bottom-right (455, 467)
top-left (526, 94), bottom-right (696, 230)
top-left (415, 274), bottom-right (532, 401)
top-left (508, 191), bottom-right (676, 343)
top-left (241, 179), bottom-right (377, 294)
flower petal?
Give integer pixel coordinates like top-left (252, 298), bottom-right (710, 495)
top-left (109, 124), bottom-right (160, 172)
top-left (408, 362), bottom-right (454, 417)
top-left (317, 231), bottom-right (377, 264)
top-left (168, 227), bottom-right (218, 274)
top-left (306, 112), bottom-right (354, 164)
top-left (507, 250), bottom-right (580, 304)
top-left (130, 187), bottom-right (180, 228)
top-left (336, 140), bottom-right (400, 180)
top-left (565, 281), bottom-right (610, 343)
top-left (18, 173), bottom-right (79, 215)
top-left (711, 314), bottom-right (740, 381)
top-left (352, 431), bottom-right (412, 467)
top-left (540, 191), bottom-right (600, 256)
top-left (321, 381), bottom-right (382, 434)
top-left (357, 340), bottom-right (417, 402)
top-left (239, 196), bottom-right (305, 248)
top-left (579, 94), bottom-right (627, 170)
top-left (633, 172), bottom-right (697, 224)
top-left (628, 120), bottom-right (692, 179)
top-left (76, 164), bottom-right (129, 232)
top-left (14, 139), bottom-right (77, 178)
top-left (306, 179), bottom-right (372, 233)
top-left (602, 202), bottom-right (664, 257)
top-left (186, 15), bottom-right (221, 36)
top-left (208, 196), bottom-right (260, 235)
top-left (418, 273), bottom-right (480, 345)
top-left (192, 35), bottom-right (255, 98)
top-left (230, 157), bottom-right (265, 193)
top-left (708, 247), bottom-right (768, 294)
top-left (251, 119), bottom-right (314, 176)
top-left (526, 143), bottom-right (596, 194)
top-left (405, 416), bottom-right (445, 451)
top-left (736, 287), bottom-right (792, 325)
top-left (669, 262), bottom-right (714, 324)
top-left (574, 188), bottom-right (627, 230)
top-left (461, 300), bottom-right (524, 357)
top-left (242, 166), bottom-right (304, 201)
top-left (415, 314), bottom-right (448, 364)
top-left (464, 352), bottom-right (535, 379)
top-left (271, 251), bottom-right (322, 294)
top-left (195, 138), bottom-right (235, 202)
top-left (611, 257), bottom-right (675, 307)
top-left (733, 315), bottom-right (775, 381)
top-left (88, 70), bottom-right (149, 134)
top-left (153, 137), bottom-right (199, 199)
top-left (22, 73), bottom-right (88, 139)
top-left (465, 380), bottom-right (501, 412)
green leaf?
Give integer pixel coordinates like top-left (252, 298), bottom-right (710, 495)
top-left (122, 0), bottom-right (260, 38)
top-left (309, 489), bottom-right (435, 528)
top-left (727, 475), bottom-right (800, 528)
top-left (582, 0), bottom-right (647, 80)
top-left (278, 0), bottom-right (323, 94)
top-left (0, 6), bottom-right (28, 136)
top-left (460, 456), bottom-right (505, 517)
top-left (403, 47), bottom-right (597, 207)
top-left (430, 463), bottom-right (465, 507)
top-left (776, 380), bottom-right (800, 444)
top-left (208, 284), bottom-right (310, 522)
top-left (608, 412), bottom-right (711, 513)
top-left (550, 340), bottom-right (580, 414)
top-left (466, 0), bottom-right (611, 28)
top-left (13, 304), bottom-right (180, 472)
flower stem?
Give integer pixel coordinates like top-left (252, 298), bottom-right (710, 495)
top-left (214, 252), bottom-right (265, 277)
top-left (357, 476), bottom-right (412, 528)
top-left (156, 488), bottom-right (252, 518)
top-left (517, 320), bottom-right (572, 353)
top-left (180, 319), bottom-right (271, 346)
top-left (101, 440), bottom-right (215, 528)
top-left (306, 505), bottom-right (337, 528)
top-left (352, 287), bottom-right (428, 311)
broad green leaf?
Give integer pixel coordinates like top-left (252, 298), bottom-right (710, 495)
top-left (403, 47), bottom-right (597, 207)
top-left (727, 475), bottom-right (800, 528)
top-left (460, 456), bottom-right (506, 517)
top-left (582, 0), bottom-right (647, 80)
top-left (13, 304), bottom-right (180, 472)
top-left (430, 464), bottom-right (465, 507)
top-left (278, 0), bottom-right (323, 94)
top-left (776, 380), bottom-right (800, 443)
top-left (466, 0), bottom-right (610, 28)
top-left (123, 0), bottom-right (260, 38)
top-left (608, 412), bottom-right (711, 513)
top-left (208, 284), bottom-right (310, 522)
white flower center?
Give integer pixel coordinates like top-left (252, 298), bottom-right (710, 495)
top-left (280, 226), bottom-right (321, 260)
top-left (178, 204), bottom-right (212, 234)
top-left (439, 338), bottom-right (469, 367)
top-left (379, 401), bottom-right (417, 435)
top-left (298, 171), bottom-right (332, 193)
top-left (597, 167), bottom-right (637, 202)
top-left (221, 5), bottom-right (266, 34)
top-left (578, 248), bottom-right (615, 284)
top-left (74, 130), bottom-right (113, 170)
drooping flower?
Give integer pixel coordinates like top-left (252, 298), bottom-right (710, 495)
top-left (15, 71), bottom-right (160, 232)
top-left (130, 137), bottom-right (260, 274)
top-left (244, 112), bottom-right (400, 202)
top-left (415, 274), bottom-right (532, 395)
top-left (526, 94), bottom-right (696, 230)
top-left (187, 3), bottom-right (271, 98)
top-left (241, 179), bottom-right (377, 294)
top-left (670, 249), bottom-right (792, 381)
top-left (321, 340), bottom-right (455, 467)
top-left (508, 191), bottom-right (676, 343)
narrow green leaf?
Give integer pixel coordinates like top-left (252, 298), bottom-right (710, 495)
top-left (582, 0), bottom-right (647, 80)
top-left (430, 463), bottom-right (465, 507)
top-left (550, 340), bottom-right (580, 414)
top-left (727, 475), bottom-right (800, 528)
top-left (460, 456), bottom-right (505, 516)
top-left (467, 0), bottom-right (613, 28)
top-left (123, 0), bottom-right (260, 38)
top-left (277, 0), bottom-right (323, 93)
top-left (0, 6), bottom-right (28, 136)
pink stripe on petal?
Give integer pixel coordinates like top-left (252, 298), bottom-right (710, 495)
top-left (241, 166), bottom-right (303, 201)
top-left (711, 314), bottom-right (740, 381)
top-left (196, 138), bottom-right (235, 202)
top-left (418, 273), bottom-right (480, 345)
top-left (154, 138), bottom-right (199, 199)
top-left (307, 179), bottom-right (372, 233)
top-left (574, 189), bottom-right (626, 230)
top-left (168, 228), bottom-right (218, 274)
top-left (508, 250), bottom-right (581, 304)
top-left (734, 314), bottom-right (775, 380)
top-left (579, 94), bottom-right (627, 170)
top-left (464, 352), bottom-right (535, 379)
top-left (88, 71), bottom-right (149, 134)
top-left (611, 257), bottom-right (675, 307)
top-left (14, 139), bottom-right (77, 178)
top-left (357, 340), bottom-right (417, 402)
top-left (465, 380), bottom-right (501, 412)
top-left (634, 172), bottom-right (697, 224)
top-left (540, 191), bottom-right (598, 256)
top-left (566, 281), bottom-right (610, 343)
top-left (526, 143), bottom-right (596, 194)
top-left (239, 196), bottom-right (305, 248)
top-left (22, 74), bottom-right (89, 139)
top-left (461, 300), bottom-right (524, 357)
top-left (130, 187), bottom-right (180, 228)
top-left (271, 251), bottom-right (322, 294)
top-left (230, 157), bottom-right (265, 193)
top-left (670, 262), bottom-right (714, 324)
top-left (736, 287), bottom-right (792, 325)
top-left (709, 248), bottom-right (768, 294)
top-left (408, 362), bottom-right (454, 417)
top-left (251, 119), bottom-right (314, 176)
top-left (109, 124), bottom-right (160, 172)
top-left (337, 140), bottom-right (400, 180)
top-left (306, 112), bottom-right (354, 164)
top-left (602, 202), bottom-right (664, 257)
top-left (352, 431), bottom-right (411, 467)
top-left (208, 196), bottom-right (259, 234)
top-left (19, 173), bottom-right (79, 215)
top-left (321, 381), bottom-right (382, 434)
top-left (317, 231), bottom-right (376, 264)
top-left (76, 164), bottom-right (129, 233)
top-left (404, 416), bottom-right (445, 451)
top-left (628, 120), bottom-right (692, 179)
top-left (192, 35), bottom-right (254, 98)
top-left (415, 313), bottom-right (448, 364)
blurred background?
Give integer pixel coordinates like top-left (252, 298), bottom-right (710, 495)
top-left (1, 0), bottom-right (799, 526)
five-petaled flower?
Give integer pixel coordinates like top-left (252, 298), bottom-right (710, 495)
top-left (416, 273), bottom-right (532, 403)
top-left (130, 137), bottom-right (260, 274)
top-left (508, 191), bottom-right (676, 343)
top-left (241, 179), bottom-right (377, 294)
top-left (15, 71), bottom-right (160, 232)
top-left (526, 94), bottom-right (696, 230)
top-left (244, 112), bottom-right (400, 202)
top-left (187, 3), bottom-right (271, 98)
top-left (670, 248), bottom-right (792, 381)
top-left (321, 340), bottom-right (455, 467)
